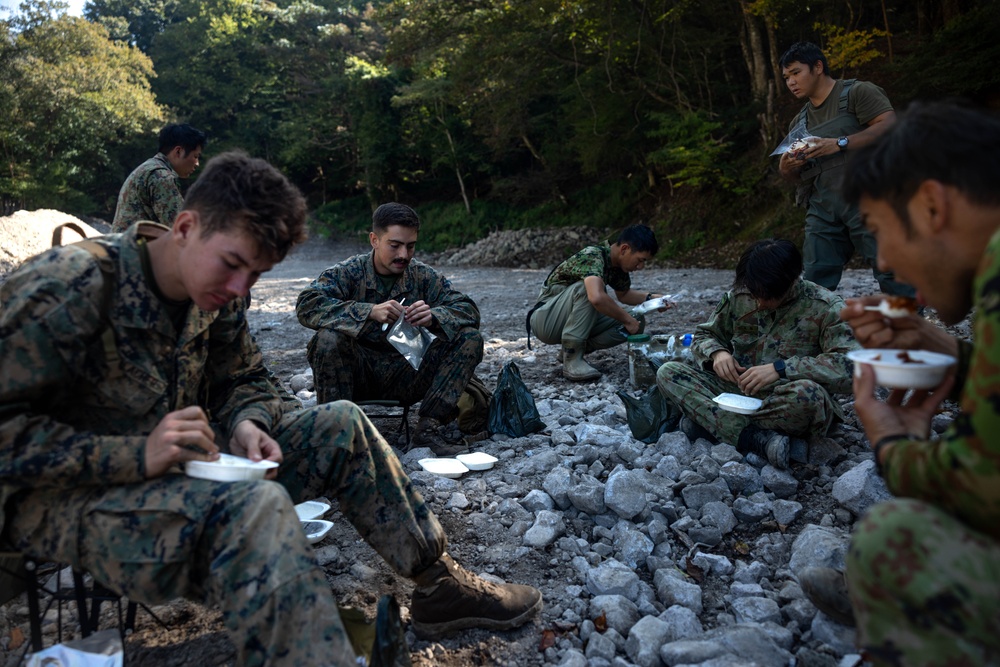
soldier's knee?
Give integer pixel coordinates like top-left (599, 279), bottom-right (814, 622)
top-left (309, 328), bottom-right (354, 358)
top-left (848, 498), bottom-right (930, 585)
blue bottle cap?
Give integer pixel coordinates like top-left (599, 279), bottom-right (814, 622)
top-left (682, 333), bottom-right (693, 345)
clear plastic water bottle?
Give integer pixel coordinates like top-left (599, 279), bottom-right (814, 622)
top-left (678, 333), bottom-right (694, 364)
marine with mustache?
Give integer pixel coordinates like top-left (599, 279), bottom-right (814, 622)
top-left (297, 203), bottom-right (483, 455)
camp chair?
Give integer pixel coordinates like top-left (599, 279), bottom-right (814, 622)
top-left (356, 400), bottom-right (413, 449)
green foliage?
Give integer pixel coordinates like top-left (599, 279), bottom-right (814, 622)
top-left (814, 23), bottom-right (888, 74)
top-left (646, 111), bottom-right (748, 195)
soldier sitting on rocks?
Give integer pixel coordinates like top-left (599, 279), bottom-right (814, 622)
top-left (528, 224), bottom-right (667, 382)
top-left (0, 152), bottom-right (542, 666)
top-left (296, 202), bottom-right (484, 456)
top-left (656, 239), bottom-right (858, 469)
top-left (799, 101), bottom-right (1000, 665)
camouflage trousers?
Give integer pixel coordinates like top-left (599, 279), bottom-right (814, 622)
top-left (6, 400), bottom-right (446, 666)
top-left (530, 282), bottom-right (643, 350)
top-left (847, 498), bottom-right (1000, 666)
top-left (308, 327), bottom-right (483, 422)
top-left (655, 361), bottom-right (840, 445)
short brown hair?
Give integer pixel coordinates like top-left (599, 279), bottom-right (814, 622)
top-left (183, 150), bottom-right (308, 262)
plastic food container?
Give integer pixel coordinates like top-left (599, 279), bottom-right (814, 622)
top-left (418, 458), bottom-right (469, 478)
top-left (302, 519), bottom-right (334, 545)
top-left (847, 349), bottom-right (956, 389)
top-left (456, 452), bottom-right (498, 471)
top-left (712, 393), bottom-right (763, 415)
top-left (294, 500), bottom-right (331, 521)
top-left (185, 453), bottom-right (279, 482)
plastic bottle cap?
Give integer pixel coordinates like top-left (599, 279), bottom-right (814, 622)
top-left (627, 334), bottom-right (651, 343)
top-left (682, 333), bottom-right (694, 345)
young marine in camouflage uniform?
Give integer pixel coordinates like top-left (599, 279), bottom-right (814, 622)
top-left (800, 102), bottom-right (1000, 665)
top-left (777, 42), bottom-right (912, 297)
top-left (528, 224), bottom-right (666, 381)
top-left (111, 123), bottom-right (206, 232)
top-left (0, 152), bottom-right (541, 666)
top-left (656, 239), bottom-right (858, 469)
top-left (296, 203), bottom-right (483, 455)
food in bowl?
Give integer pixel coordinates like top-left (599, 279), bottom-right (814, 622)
top-left (185, 453), bottom-right (279, 482)
top-left (846, 349), bottom-right (956, 389)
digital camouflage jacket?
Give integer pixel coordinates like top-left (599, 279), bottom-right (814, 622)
top-left (296, 252), bottom-right (480, 348)
top-left (0, 225), bottom-right (284, 536)
top-left (112, 153), bottom-right (183, 231)
top-left (541, 243), bottom-right (631, 294)
top-left (882, 228), bottom-right (1000, 541)
top-left (691, 279), bottom-right (858, 395)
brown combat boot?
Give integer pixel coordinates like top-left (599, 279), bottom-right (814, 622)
top-left (412, 417), bottom-right (468, 456)
top-left (410, 553), bottom-right (543, 639)
top-left (798, 567), bottom-right (856, 626)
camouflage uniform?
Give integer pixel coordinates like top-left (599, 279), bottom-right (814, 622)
top-left (296, 253), bottom-right (483, 423)
top-left (846, 228), bottom-right (1000, 666)
top-left (655, 280), bottom-right (857, 445)
top-left (791, 80), bottom-right (912, 296)
top-left (112, 153), bottom-right (184, 232)
top-left (529, 243), bottom-right (641, 351)
top-left (0, 226), bottom-right (447, 666)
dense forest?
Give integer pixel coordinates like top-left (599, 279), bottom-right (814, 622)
top-left (2, 0), bottom-right (999, 258)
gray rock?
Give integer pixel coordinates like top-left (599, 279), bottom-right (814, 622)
top-left (710, 443), bottom-right (744, 464)
top-left (589, 594), bottom-right (640, 636)
top-left (543, 466), bottom-right (573, 510)
top-left (625, 615), bottom-right (671, 667)
top-left (568, 474), bottom-right (607, 515)
top-left (680, 483), bottom-right (728, 510)
top-left (700, 501), bottom-right (738, 535)
top-left (733, 560), bottom-right (769, 584)
top-left (688, 525), bottom-right (723, 547)
top-left (730, 597), bottom-right (782, 624)
top-left (788, 524), bottom-right (849, 577)
top-left (587, 559), bottom-right (642, 601)
top-left (660, 624), bottom-right (792, 667)
top-left (613, 521), bottom-right (654, 569)
top-left (522, 509), bottom-right (566, 548)
top-left (557, 649), bottom-right (588, 667)
top-left (718, 461), bottom-right (764, 495)
top-left (288, 373), bottom-right (312, 393)
top-left (658, 604), bottom-right (704, 641)
top-left (691, 552), bottom-right (733, 577)
top-left (732, 496), bottom-right (772, 523)
top-left (652, 454), bottom-right (682, 481)
top-left (520, 489), bottom-right (555, 513)
top-left (832, 460), bottom-right (893, 516)
top-left (605, 469), bottom-right (650, 519)
top-left (653, 568), bottom-right (703, 613)
top-left (808, 436), bottom-right (848, 466)
top-left (772, 499), bottom-right (803, 526)
top-left (572, 423), bottom-right (624, 447)
top-left (761, 465), bottom-right (799, 498)
top-left (810, 612), bottom-right (858, 655)
top-left (728, 582), bottom-right (764, 598)
top-left (585, 630), bottom-right (617, 662)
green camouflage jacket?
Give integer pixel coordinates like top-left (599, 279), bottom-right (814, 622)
top-left (883, 228), bottom-right (999, 541)
top-left (0, 225), bottom-right (284, 535)
top-left (542, 243), bottom-right (631, 293)
top-left (112, 153), bottom-right (183, 231)
top-left (296, 252), bottom-right (480, 348)
top-left (692, 279), bottom-right (858, 394)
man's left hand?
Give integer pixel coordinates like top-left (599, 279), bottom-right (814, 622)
top-left (230, 420), bottom-right (283, 479)
top-left (404, 300), bottom-right (434, 328)
top-left (853, 363), bottom-right (954, 445)
top-left (738, 364), bottom-right (779, 396)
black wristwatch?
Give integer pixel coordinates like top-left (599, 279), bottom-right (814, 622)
top-left (773, 359), bottom-right (786, 378)
top-left (837, 136), bottom-right (849, 151)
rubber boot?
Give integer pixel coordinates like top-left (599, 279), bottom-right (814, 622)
top-left (798, 567), bottom-right (856, 626)
top-left (737, 424), bottom-right (790, 469)
top-left (410, 553), bottom-right (543, 639)
top-left (561, 340), bottom-right (601, 381)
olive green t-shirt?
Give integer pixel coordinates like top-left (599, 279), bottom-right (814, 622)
top-left (790, 79), bottom-right (893, 134)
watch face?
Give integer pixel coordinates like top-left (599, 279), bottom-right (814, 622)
top-left (838, 137), bottom-right (848, 148)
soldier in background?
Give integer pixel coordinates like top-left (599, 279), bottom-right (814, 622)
top-left (656, 239), bottom-right (858, 469)
top-left (799, 101), bottom-right (1000, 665)
top-left (296, 203), bottom-right (483, 456)
top-left (0, 152), bottom-right (541, 665)
top-left (112, 123), bottom-right (206, 231)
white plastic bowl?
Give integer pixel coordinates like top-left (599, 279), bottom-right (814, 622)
top-left (847, 349), bottom-right (956, 389)
top-left (712, 393), bottom-right (763, 415)
top-left (294, 500), bottom-right (331, 521)
top-left (185, 453), bottom-right (279, 482)
top-left (456, 452), bottom-right (498, 471)
top-left (302, 519), bottom-right (334, 545)
top-left (418, 458), bottom-right (469, 478)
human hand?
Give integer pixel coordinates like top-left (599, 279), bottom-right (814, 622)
top-left (800, 136), bottom-right (839, 160)
top-left (144, 406), bottom-right (218, 478)
top-left (711, 350), bottom-right (745, 385)
top-left (624, 317), bottom-right (642, 335)
top-left (738, 364), bottom-right (779, 396)
top-left (841, 296), bottom-right (955, 353)
top-left (229, 420), bottom-right (283, 479)
top-left (371, 300), bottom-right (406, 328)
top-left (404, 300), bottom-right (434, 328)
top-left (853, 363), bottom-right (954, 445)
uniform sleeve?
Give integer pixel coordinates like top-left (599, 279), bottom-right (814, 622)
top-left (420, 266), bottom-right (480, 340)
top-left (691, 292), bottom-right (736, 369)
top-left (783, 300), bottom-right (857, 394)
top-left (0, 251), bottom-right (146, 490)
top-left (204, 298), bottom-right (285, 435)
top-left (849, 80), bottom-right (894, 126)
top-left (296, 258), bottom-right (376, 339)
top-left (880, 247), bottom-right (1000, 541)
top-left (147, 170), bottom-right (183, 226)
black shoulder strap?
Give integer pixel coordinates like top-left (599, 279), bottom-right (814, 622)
top-left (839, 79), bottom-right (856, 114)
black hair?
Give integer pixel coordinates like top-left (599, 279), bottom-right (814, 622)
top-left (733, 239), bottom-right (802, 300)
top-left (616, 224), bottom-right (659, 255)
top-left (779, 42), bottom-right (829, 76)
top-left (372, 203), bottom-right (420, 233)
top-left (158, 123), bottom-right (207, 155)
top-left (843, 100), bottom-right (1000, 229)
top-left (183, 150), bottom-right (307, 262)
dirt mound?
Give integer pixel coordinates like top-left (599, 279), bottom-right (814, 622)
top-left (430, 226), bottom-right (611, 269)
top-left (0, 210), bottom-right (106, 277)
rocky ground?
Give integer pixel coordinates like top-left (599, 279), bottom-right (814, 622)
top-left (0, 217), bottom-right (971, 667)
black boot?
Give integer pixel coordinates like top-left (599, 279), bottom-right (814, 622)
top-left (737, 424), bottom-right (790, 469)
